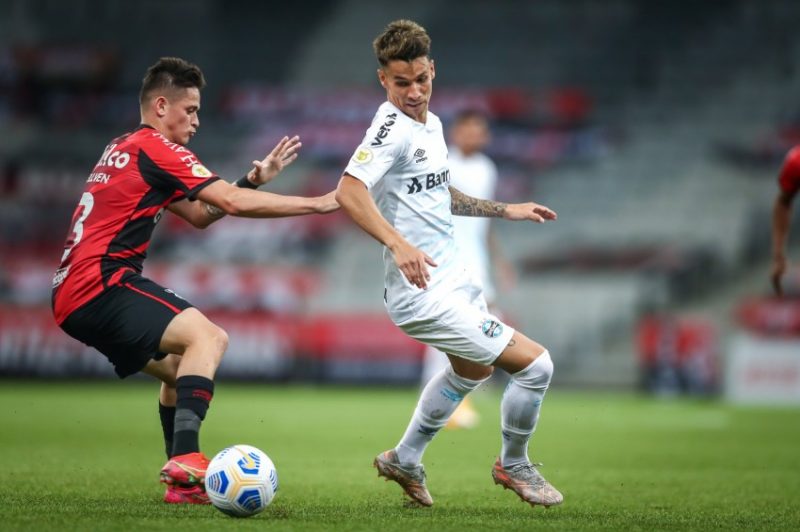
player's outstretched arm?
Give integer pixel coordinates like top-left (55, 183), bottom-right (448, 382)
top-left (449, 186), bottom-right (557, 222)
top-left (169, 181), bottom-right (338, 228)
top-left (336, 174), bottom-right (436, 289)
top-left (771, 190), bottom-right (796, 296)
top-left (191, 135), bottom-right (303, 224)
top-left (169, 135), bottom-right (331, 228)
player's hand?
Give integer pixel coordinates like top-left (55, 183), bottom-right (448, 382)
top-left (251, 135), bottom-right (302, 185)
top-left (314, 190), bottom-right (340, 214)
top-left (391, 240), bottom-right (437, 289)
top-left (502, 201), bottom-right (557, 223)
top-left (771, 256), bottom-right (787, 296)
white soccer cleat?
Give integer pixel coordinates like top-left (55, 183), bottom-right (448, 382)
top-left (491, 458), bottom-right (563, 508)
top-left (374, 449), bottom-right (433, 507)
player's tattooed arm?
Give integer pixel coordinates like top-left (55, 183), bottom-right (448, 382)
top-left (203, 201), bottom-right (226, 220)
top-left (449, 186), bottom-right (507, 217)
top-left (451, 187), bottom-right (558, 223)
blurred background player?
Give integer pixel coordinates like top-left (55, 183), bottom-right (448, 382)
top-left (771, 145), bottom-right (800, 295)
top-left (51, 57), bottom-right (338, 504)
top-left (420, 109), bottom-right (516, 429)
top-left (336, 20), bottom-right (562, 508)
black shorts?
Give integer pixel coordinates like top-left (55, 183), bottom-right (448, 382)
top-left (60, 271), bottom-right (194, 378)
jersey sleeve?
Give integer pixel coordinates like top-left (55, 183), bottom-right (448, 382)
top-left (778, 147), bottom-right (800, 195)
top-left (344, 112), bottom-right (407, 188)
top-left (137, 140), bottom-right (220, 201)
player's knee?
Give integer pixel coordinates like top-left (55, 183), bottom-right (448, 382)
top-left (449, 356), bottom-right (494, 381)
top-left (445, 365), bottom-right (491, 395)
top-left (511, 350), bottom-right (553, 390)
top-left (207, 324), bottom-right (229, 360)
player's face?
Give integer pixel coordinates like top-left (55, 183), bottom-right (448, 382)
top-left (160, 87), bottom-right (201, 145)
top-left (451, 117), bottom-right (490, 156)
top-left (378, 57), bottom-right (435, 123)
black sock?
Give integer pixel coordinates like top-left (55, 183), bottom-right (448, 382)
top-left (172, 375), bottom-right (214, 456)
top-left (158, 403), bottom-right (176, 459)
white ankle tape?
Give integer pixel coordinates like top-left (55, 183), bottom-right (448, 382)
top-left (511, 350), bottom-right (553, 390)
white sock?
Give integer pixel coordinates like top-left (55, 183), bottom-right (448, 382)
top-left (500, 350), bottom-right (553, 469)
top-left (396, 366), bottom-right (488, 466)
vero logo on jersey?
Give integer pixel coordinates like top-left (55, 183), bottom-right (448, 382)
top-left (406, 169), bottom-right (450, 195)
top-left (370, 113), bottom-right (397, 146)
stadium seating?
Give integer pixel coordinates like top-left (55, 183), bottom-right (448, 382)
top-left (3, 0), bottom-right (800, 385)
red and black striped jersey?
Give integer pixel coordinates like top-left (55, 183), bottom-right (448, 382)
top-left (52, 125), bottom-right (219, 324)
top-left (779, 146), bottom-right (800, 195)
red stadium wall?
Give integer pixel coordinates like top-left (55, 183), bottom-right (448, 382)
top-left (0, 306), bottom-right (425, 383)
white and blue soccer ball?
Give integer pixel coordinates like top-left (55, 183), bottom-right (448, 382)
top-left (205, 444), bottom-right (278, 517)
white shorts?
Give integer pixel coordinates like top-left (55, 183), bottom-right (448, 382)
top-left (393, 274), bottom-right (515, 366)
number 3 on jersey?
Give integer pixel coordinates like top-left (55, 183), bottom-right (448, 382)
top-left (62, 192), bottom-right (95, 263)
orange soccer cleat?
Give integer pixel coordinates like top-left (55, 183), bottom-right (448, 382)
top-left (163, 483), bottom-right (211, 505)
top-left (160, 452), bottom-right (210, 486)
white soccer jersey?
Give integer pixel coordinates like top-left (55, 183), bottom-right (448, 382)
top-left (448, 146), bottom-right (498, 302)
top-left (345, 101), bottom-right (460, 323)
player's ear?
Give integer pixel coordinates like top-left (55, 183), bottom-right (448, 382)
top-left (377, 68), bottom-right (387, 89)
top-left (154, 95), bottom-right (169, 118)
top-left (429, 59), bottom-right (435, 80)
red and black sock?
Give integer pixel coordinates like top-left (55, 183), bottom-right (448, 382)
top-left (158, 402), bottom-right (176, 459)
top-left (172, 375), bottom-right (214, 456)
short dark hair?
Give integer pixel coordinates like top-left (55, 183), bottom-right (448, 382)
top-left (372, 19), bottom-right (431, 67)
top-left (139, 57), bottom-right (206, 106)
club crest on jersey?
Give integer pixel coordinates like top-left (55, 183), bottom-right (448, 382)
top-left (370, 113), bottom-right (397, 146)
top-left (191, 164), bottom-right (212, 178)
top-left (353, 147), bottom-right (373, 164)
top-left (481, 318), bottom-right (503, 338)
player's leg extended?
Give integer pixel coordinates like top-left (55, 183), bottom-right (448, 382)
top-left (396, 356), bottom-right (490, 465)
top-left (142, 354), bottom-right (180, 459)
top-left (491, 332), bottom-right (563, 507)
top-left (376, 357), bottom-right (492, 506)
top-left (143, 352), bottom-right (211, 504)
top-left (421, 345), bottom-right (480, 429)
top-left (157, 308), bottom-right (227, 487)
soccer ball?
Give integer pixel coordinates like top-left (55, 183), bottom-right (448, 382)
top-left (204, 444), bottom-right (278, 517)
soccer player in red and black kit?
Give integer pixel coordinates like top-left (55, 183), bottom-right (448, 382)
top-left (52, 57), bottom-right (338, 504)
top-left (771, 146), bottom-right (800, 295)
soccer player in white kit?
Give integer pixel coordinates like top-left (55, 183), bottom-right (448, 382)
top-left (419, 110), bottom-right (517, 429)
top-left (335, 20), bottom-right (563, 509)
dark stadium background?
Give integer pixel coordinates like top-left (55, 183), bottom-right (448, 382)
top-left (1, 0), bottom-right (799, 402)
top-left (2, 2), bottom-right (799, 530)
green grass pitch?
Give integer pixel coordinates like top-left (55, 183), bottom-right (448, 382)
top-left (1, 381), bottom-right (798, 531)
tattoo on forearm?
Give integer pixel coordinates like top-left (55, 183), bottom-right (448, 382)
top-left (449, 186), bottom-right (507, 217)
top-left (507, 339), bottom-right (516, 347)
top-left (204, 202), bottom-right (225, 219)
